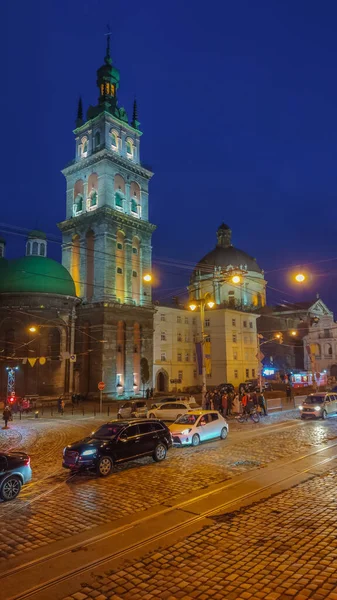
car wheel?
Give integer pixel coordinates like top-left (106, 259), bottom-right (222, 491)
top-left (322, 410), bottom-right (327, 420)
top-left (153, 443), bottom-right (167, 462)
top-left (149, 413), bottom-right (156, 419)
top-left (0, 475), bottom-right (22, 501)
top-left (96, 456), bottom-right (113, 477)
top-left (220, 427), bottom-right (228, 440)
top-left (191, 433), bottom-right (200, 447)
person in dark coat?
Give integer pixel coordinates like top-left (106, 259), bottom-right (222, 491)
top-left (258, 392), bottom-right (267, 416)
top-left (3, 405), bottom-right (12, 429)
top-left (286, 385), bottom-right (292, 401)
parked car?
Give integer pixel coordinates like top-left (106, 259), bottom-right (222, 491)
top-left (147, 400), bottom-right (198, 421)
top-left (150, 396), bottom-right (193, 409)
top-left (299, 392), bottom-right (337, 420)
top-left (169, 410), bottom-right (228, 446)
top-left (0, 452), bottom-right (32, 501)
top-left (117, 401), bottom-right (147, 420)
top-left (63, 419), bottom-right (172, 476)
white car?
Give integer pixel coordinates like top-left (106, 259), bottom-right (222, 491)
top-left (147, 400), bottom-right (198, 421)
top-left (169, 410), bottom-right (228, 446)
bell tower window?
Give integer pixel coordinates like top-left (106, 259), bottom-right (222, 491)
top-left (115, 191), bottom-right (123, 209)
top-left (126, 139), bottom-right (134, 159)
top-left (131, 198), bottom-right (138, 213)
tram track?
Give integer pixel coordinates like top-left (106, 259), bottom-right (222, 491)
top-left (3, 439), bottom-right (337, 600)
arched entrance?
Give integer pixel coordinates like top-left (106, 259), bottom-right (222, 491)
top-left (330, 364), bottom-right (337, 378)
top-left (156, 370), bottom-right (168, 392)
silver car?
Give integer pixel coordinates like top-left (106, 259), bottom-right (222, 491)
top-left (299, 393), bottom-right (337, 420)
top-left (169, 410), bottom-right (228, 446)
top-left (117, 401), bottom-right (147, 420)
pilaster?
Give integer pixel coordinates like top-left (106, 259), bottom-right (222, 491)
top-left (124, 240), bottom-right (133, 304)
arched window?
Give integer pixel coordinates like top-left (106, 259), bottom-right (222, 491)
top-left (111, 132), bottom-right (118, 148)
top-left (74, 194), bottom-right (83, 214)
top-left (81, 137), bottom-right (88, 157)
top-left (90, 190), bottom-right (97, 207)
top-left (131, 198), bottom-right (138, 213)
top-left (26, 241), bottom-right (31, 256)
top-left (126, 139), bottom-right (134, 158)
top-left (39, 243), bottom-right (46, 257)
top-left (94, 131), bottom-right (100, 148)
top-left (32, 241), bottom-right (38, 255)
top-left (115, 191), bottom-right (123, 208)
top-left (326, 343), bottom-right (333, 356)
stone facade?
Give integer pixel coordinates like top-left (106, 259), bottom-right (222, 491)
top-left (153, 304), bottom-right (259, 391)
top-left (58, 43), bottom-right (155, 399)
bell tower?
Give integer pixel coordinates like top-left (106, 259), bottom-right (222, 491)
top-left (58, 39), bottom-right (155, 398)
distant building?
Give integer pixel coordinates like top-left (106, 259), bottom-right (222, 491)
top-left (257, 297), bottom-right (334, 375)
top-left (189, 223), bottom-right (266, 310)
top-left (153, 304), bottom-right (259, 392)
top-left (303, 300), bottom-right (337, 377)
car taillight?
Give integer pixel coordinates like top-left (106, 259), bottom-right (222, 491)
top-left (24, 457), bottom-right (30, 466)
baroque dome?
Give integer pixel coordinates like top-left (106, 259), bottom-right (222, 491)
top-left (195, 223), bottom-right (263, 275)
top-left (0, 256), bottom-right (76, 296)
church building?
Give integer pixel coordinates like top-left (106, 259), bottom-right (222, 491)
top-left (58, 38), bottom-right (155, 398)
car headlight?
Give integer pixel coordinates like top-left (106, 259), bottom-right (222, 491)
top-left (181, 428), bottom-right (192, 435)
top-left (314, 406), bottom-right (321, 411)
top-left (82, 449), bottom-right (96, 456)
top-left (299, 405), bottom-right (303, 410)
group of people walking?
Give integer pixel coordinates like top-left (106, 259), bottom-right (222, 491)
top-left (203, 386), bottom-right (268, 417)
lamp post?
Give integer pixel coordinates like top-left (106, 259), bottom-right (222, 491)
top-left (189, 294), bottom-right (215, 406)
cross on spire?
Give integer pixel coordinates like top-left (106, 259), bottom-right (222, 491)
top-left (105, 24), bottom-right (112, 64)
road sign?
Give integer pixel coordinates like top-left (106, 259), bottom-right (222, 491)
top-left (98, 381), bottom-right (105, 391)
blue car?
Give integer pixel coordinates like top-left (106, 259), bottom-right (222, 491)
top-left (0, 452), bottom-right (32, 501)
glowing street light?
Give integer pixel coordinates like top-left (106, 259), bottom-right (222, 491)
top-left (295, 273), bottom-right (305, 283)
top-left (189, 303), bottom-right (197, 311)
top-left (231, 275), bottom-right (241, 284)
top-left (28, 326), bottom-right (37, 333)
top-left (207, 300), bottom-right (215, 308)
top-left (143, 274), bottom-right (152, 283)
top-left (291, 330), bottom-right (297, 336)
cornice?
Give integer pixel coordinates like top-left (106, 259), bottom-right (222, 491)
top-left (58, 206), bottom-right (156, 234)
top-left (62, 149), bottom-right (153, 180)
top-left (74, 111), bottom-right (142, 138)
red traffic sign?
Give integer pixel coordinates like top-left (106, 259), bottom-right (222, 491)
top-left (98, 381), bottom-right (105, 391)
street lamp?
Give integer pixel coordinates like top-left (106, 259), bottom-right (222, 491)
top-left (291, 330), bottom-right (297, 336)
top-left (188, 294), bottom-right (215, 405)
top-left (231, 275), bottom-right (241, 284)
top-left (143, 274), bottom-right (152, 283)
top-left (295, 273), bottom-right (306, 283)
top-left (28, 326), bottom-right (37, 333)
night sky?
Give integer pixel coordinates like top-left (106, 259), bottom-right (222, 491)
top-left (2, 1), bottom-right (337, 311)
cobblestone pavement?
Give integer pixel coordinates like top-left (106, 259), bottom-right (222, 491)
top-left (62, 468), bottom-right (337, 600)
top-left (1, 411), bottom-right (337, 564)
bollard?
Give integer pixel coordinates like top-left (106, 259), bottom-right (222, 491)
top-left (35, 411), bottom-right (39, 419)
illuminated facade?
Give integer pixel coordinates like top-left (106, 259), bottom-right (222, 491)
top-left (59, 39), bottom-right (155, 397)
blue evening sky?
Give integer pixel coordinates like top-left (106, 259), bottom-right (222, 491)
top-left (1, 0), bottom-right (337, 309)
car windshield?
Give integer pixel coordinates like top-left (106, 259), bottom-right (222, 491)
top-left (91, 424), bottom-right (124, 439)
top-left (305, 396), bottom-right (325, 404)
top-left (135, 402), bottom-right (146, 408)
top-left (175, 414), bottom-right (198, 424)
top-left (189, 402), bottom-right (199, 408)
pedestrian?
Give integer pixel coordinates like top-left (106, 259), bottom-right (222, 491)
top-left (232, 393), bottom-right (240, 414)
top-left (72, 393), bottom-right (76, 407)
top-left (241, 392), bottom-right (250, 415)
top-left (221, 392), bottom-right (228, 416)
top-left (146, 388), bottom-right (150, 400)
top-left (204, 392), bottom-right (210, 410)
top-left (57, 396), bottom-right (62, 413)
top-left (286, 384), bottom-right (292, 402)
top-left (150, 387), bottom-right (154, 398)
top-left (60, 398), bottom-right (65, 415)
top-left (3, 405), bottom-right (12, 429)
top-left (258, 392), bottom-right (267, 416)
top-left (227, 392), bottom-right (234, 416)
top-left (210, 393), bottom-right (215, 410)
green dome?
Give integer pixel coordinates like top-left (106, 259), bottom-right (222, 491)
top-left (28, 230), bottom-right (47, 239)
top-left (0, 256), bottom-right (76, 296)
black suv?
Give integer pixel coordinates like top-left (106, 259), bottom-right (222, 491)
top-left (0, 452), bottom-right (32, 501)
top-left (63, 419), bottom-right (172, 476)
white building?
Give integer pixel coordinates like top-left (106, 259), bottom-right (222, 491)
top-left (153, 304), bottom-right (259, 392)
top-left (303, 299), bottom-right (337, 378)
